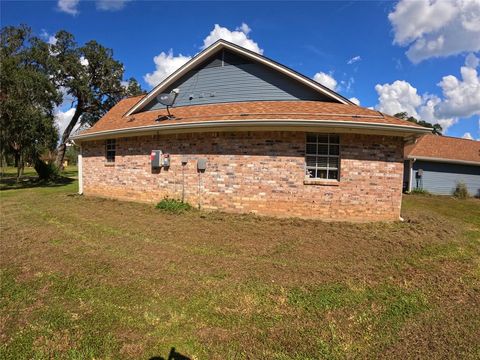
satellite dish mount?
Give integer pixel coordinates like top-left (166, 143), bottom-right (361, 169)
top-left (156, 88), bottom-right (180, 121)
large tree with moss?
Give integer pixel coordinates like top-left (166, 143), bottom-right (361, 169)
top-left (1, 25), bottom-right (145, 177)
top-left (0, 25), bottom-right (61, 181)
top-left (50, 31), bottom-right (145, 168)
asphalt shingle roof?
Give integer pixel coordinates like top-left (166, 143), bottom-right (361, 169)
top-left (79, 96), bottom-right (427, 137)
top-left (405, 134), bottom-right (480, 164)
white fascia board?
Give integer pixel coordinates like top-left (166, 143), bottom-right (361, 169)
top-left (125, 41), bottom-right (351, 116)
top-left (406, 155), bottom-right (480, 166)
top-left (71, 119), bottom-right (431, 142)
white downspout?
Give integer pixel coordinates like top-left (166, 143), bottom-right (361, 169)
top-left (78, 147), bottom-right (83, 195)
top-left (408, 158), bottom-right (415, 192)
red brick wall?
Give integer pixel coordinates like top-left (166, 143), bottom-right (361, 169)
top-left (81, 131), bottom-right (404, 221)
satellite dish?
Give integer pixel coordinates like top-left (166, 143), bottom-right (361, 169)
top-left (156, 93), bottom-right (176, 106)
top-left (156, 88), bottom-right (180, 106)
top-left (155, 89), bottom-right (180, 120)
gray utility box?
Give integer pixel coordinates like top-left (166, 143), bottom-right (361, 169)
top-left (151, 150), bottom-right (162, 168)
top-left (197, 158), bottom-right (207, 172)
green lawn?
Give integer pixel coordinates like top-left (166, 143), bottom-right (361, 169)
top-left (1, 168), bottom-right (479, 359)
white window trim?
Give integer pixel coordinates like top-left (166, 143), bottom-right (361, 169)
top-left (305, 133), bottom-right (340, 181)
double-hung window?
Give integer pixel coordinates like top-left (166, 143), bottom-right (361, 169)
top-left (105, 139), bottom-right (116, 163)
top-left (305, 133), bottom-right (340, 180)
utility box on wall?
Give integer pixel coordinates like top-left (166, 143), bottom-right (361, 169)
top-left (151, 150), bottom-right (162, 169)
top-left (162, 153), bottom-right (170, 168)
top-left (197, 158), bottom-right (207, 172)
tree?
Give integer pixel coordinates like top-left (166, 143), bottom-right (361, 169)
top-left (394, 112), bottom-right (442, 135)
top-left (124, 77), bottom-right (146, 97)
top-left (50, 31), bottom-right (144, 168)
top-left (0, 25), bottom-right (61, 181)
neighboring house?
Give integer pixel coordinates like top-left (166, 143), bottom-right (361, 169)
top-left (404, 135), bottom-right (480, 196)
top-left (71, 40), bottom-right (429, 221)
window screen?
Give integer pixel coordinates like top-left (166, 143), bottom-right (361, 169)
top-left (305, 133), bottom-right (340, 180)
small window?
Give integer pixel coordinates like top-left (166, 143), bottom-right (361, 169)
top-left (305, 133), bottom-right (340, 180)
top-left (105, 139), bottom-right (116, 163)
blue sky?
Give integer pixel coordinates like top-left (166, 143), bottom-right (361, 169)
top-left (2, 0), bottom-right (479, 139)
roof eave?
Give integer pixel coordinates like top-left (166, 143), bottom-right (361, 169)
top-left (406, 155), bottom-right (480, 166)
top-left (71, 119), bottom-right (431, 142)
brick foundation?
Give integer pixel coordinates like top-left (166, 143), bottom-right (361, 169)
top-left (81, 131), bottom-right (404, 221)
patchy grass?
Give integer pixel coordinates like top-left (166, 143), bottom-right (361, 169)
top-left (0, 173), bottom-right (479, 359)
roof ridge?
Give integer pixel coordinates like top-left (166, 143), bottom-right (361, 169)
top-left (425, 134), bottom-right (479, 142)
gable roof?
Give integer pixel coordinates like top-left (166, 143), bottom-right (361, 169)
top-left (71, 96), bottom-right (430, 141)
top-left (126, 40), bottom-right (353, 116)
top-left (405, 134), bottom-right (480, 165)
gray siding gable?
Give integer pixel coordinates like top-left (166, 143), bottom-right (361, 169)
top-left (141, 49), bottom-right (334, 112)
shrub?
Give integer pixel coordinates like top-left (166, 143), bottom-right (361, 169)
top-left (34, 160), bottom-right (60, 181)
top-left (410, 188), bottom-right (430, 195)
top-left (156, 198), bottom-right (193, 213)
top-left (453, 181), bottom-right (469, 199)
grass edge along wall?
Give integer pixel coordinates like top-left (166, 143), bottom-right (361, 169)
top-left (80, 131), bottom-right (405, 222)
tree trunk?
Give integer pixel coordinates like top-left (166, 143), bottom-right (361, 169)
top-left (16, 152), bottom-right (24, 183)
top-left (55, 105), bottom-right (83, 170)
top-left (14, 151), bottom-right (19, 168)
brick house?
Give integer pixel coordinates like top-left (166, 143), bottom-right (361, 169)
top-left (72, 40), bottom-right (429, 221)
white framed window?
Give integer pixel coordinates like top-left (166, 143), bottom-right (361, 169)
top-left (305, 133), bottom-right (340, 180)
top-left (105, 139), bottom-right (116, 163)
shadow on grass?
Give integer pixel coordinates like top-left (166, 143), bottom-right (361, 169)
top-left (0, 175), bottom-right (74, 191)
top-left (150, 347), bottom-right (191, 360)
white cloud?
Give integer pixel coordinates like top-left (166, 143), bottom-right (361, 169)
top-left (54, 108), bottom-right (77, 136)
top-left (340, 77), bottom-right (355, 93)
top-left (434, 53), bottom-right (480, 118)
top-left (465, 52), bottom-right (480, 68)
top-left (347, 56), bottom-right (361, 64)
top-left (40, 30), bottom-right (57, 45)
top-left (143, 50), bottom-right (192, 88)
top-left (96, 0), bottom-right (129, 11)
top-left (417, 94), bottom-right (457, 131)
top-left (313, 72), bottom-right (338, 91)
top-left (144, 23), bottom-right (262, 88)
top-left (462, 132), bottom-right (474, 139)
top-left (349, 97), bottom-right (360, 105)
top-left (79, 56), bottom-right (89, 67)
top-left (201, 23), bottom-right (263, 54)
top-left (388, 0), bottom-right (480, 63)
top-left (47, 36), bottom-right (57, 45)
top-left (57, 0), bottom-right (80, 15)
top-left (375, 80), bottom-right (422, 117)
top-left (374, 53), bottom-right (480, 134)
top-left (374, 80), bottom-right (458, 132)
